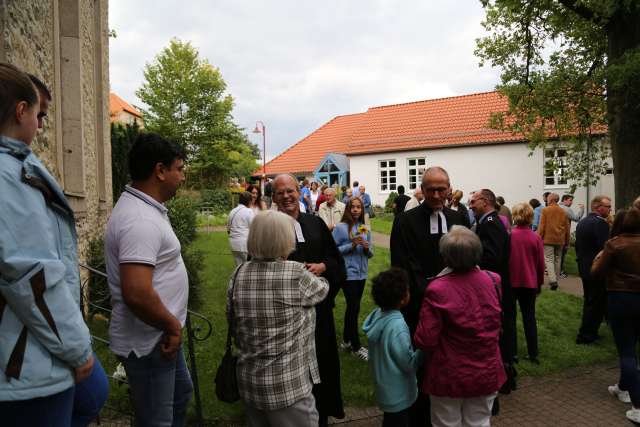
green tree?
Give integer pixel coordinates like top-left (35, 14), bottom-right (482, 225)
top-left (110, 121), bottom-right (140, 203)
top-left (476, 0), bottom-right (640, 206)
top-left (137, 38), bottom-right (259, 188)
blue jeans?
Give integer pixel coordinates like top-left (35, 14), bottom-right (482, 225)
top-left (0, 354), bottom-right (109, 427)
top-left (608, 291), bottom-right (640, 407)
top-left (122, 345), bottom-right (193, 427)
top-left (0, 386), bottom-right (74, 427)
top-left (73, 354), bottom-right (109, 427)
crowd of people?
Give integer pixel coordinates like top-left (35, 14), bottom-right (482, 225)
top-left (4, 61), bottom-right (640, 427)
top-left (227, 167), bottom-right (640, 426)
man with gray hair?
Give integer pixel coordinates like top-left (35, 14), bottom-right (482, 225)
top-left (575, 195), bottom-right (612, 344)
top-left (318, 188), bottom-right (345, 231)
top-left (469, 189), bottom-right (516, 395)
top-left (391, 166), bottom-right (468, 426)
top-left (404, 187), bottom-right (424, 211)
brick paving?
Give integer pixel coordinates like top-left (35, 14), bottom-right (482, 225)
top-left (331, 363), bottom-right (630, 426)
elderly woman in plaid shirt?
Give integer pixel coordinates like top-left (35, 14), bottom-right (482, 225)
top-left (228, 210), bottom-right (329, 426)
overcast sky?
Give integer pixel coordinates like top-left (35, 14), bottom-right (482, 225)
top-left (109, 0), bottom-right (502, 162)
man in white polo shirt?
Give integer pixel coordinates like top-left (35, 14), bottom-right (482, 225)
top-left (105, 132), bottom-right (192, 427)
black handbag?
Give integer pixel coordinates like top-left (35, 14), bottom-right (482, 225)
top-left (215, 265), bottom-right (243, 403)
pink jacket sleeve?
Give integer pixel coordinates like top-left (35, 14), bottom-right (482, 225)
top-left (536, 236), bottom-right (545, 286)
top-left (414, 289), bottom-right (443, 352)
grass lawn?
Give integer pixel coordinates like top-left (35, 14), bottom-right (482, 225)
top-left (92, 231), bottom-right (616, 424)
top-left (196, 212), bottom-right (228, 228)
top-left (370, 213), bottom-right (394, 235)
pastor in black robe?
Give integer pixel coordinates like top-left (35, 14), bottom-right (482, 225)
top-left (288, 212), bottom-right (346, 422)
top-left (390, 202), bottom-right (468, 334)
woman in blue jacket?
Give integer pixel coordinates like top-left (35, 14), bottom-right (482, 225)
top-left (0, 63), bottom-right (107, 426)
top-left (333, 196), bottom-right (374, 360)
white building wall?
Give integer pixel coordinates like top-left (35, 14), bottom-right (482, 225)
top-left (349, 142), bottom-right (616, 214)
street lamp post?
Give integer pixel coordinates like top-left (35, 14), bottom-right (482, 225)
top-left (252, 121), bottom-right (266, 175)
top-left (252, 121), bottom-right (266, 193)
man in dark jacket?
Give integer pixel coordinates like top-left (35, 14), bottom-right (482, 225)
top-left (575, 195), bottom-right (612, 344)
top-left (393, 185), bottom-right (411, 216)
top-left (390, 166), bottom-right (468, 427)
top-left (469, 189), bottom-right (516, 398)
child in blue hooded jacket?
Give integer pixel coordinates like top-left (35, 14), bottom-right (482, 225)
top-left (363, 267), bottom-right (423, 427)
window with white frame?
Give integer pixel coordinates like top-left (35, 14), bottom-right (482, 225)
top-left (407, 157), bottom-right (427, 189)
top-left (544, 148), bottom-right (569, 187)
top-left (379, 159), bottom-right (397, 192)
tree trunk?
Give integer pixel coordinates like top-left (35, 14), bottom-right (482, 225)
top-left (607, 6), bottom-right (640, 208)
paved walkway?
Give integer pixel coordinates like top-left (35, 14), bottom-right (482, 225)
top-left (330, 363), bottom-right (627, 426)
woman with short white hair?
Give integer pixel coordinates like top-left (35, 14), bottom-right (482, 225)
top-left (414, 225), bottom-right (505, 427)
top-left (228, 210), bottom-right (329, 426)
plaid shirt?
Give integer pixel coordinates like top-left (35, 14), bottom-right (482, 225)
top-left (228, 260), bottom-right (329, 410)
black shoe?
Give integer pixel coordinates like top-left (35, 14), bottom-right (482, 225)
top-left (525, 355), bottom-right (540, 365)
top-left (550, 282), bottom-right (558, 291)
top-left (491, 396), bottom-right (500, 416)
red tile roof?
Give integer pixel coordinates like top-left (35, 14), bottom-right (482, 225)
top-left (109, 92), bottom-right (142, 120)
top-left (258, 90), bottom-right (604, 175)
top-left (256, 112), bottom-right (366, 175)
top-left (345, 91), bottom-right (518, 155)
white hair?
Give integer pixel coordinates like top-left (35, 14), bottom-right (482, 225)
top-left (439, 225), bottom-right (482, 271)
top-left (247, 211), bottom-right (296, 260)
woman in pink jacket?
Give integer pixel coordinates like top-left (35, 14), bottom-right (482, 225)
top-left (509, 202), bottom-right (545, 364)
top-left (414, 226), bottom-right (505, 427)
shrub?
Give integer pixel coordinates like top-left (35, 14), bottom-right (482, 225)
top-left (167, 195), bottom-right (203, 309)
top-left (384, 191), bottom-right (398, 213)
top-left (167, 196), bottom-right (199, 246)
top-left (85, 235), bottom-right (111, 315)
top-left (182, 245), bottom-right (204, 309)
top-left (111, 122), bottom-right (140, 203)
top-left (201, 189), bottom-right (233, 214)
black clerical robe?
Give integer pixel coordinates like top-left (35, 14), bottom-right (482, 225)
top-left (288, 212), bottom-right (346, 420)
top-left (390, 203), bottom-right (468, 333)
top-left (476, 210), bottom-right (516, 367)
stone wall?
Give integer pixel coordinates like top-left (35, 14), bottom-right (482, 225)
top-left (1, 0), bottom-right (112, 262)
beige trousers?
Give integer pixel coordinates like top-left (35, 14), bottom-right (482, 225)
top-left (544, 244), bottom-right (562, 284)
top-left (430, 392), bottom-right (498, 427)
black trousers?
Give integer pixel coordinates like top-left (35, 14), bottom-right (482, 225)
top-left (384, 407), bottom-right (410, 427)
top-left (342, 279), bottom-right (366, 350)
top-left (513, 288), bottom-right (538, 357)
top-left (578, 277), bottom-right (607, 341)
top-left (500, 281), bottom-right (518, 364)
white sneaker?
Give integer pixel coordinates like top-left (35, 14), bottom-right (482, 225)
top-left (626, 407), bottom-right (640, 423)
top-left (112, 363), bottom-right (127, 382)
top-left (608, 384), bottom-right (631, 403)
top-left (355, 347), bottom-right (369, 361)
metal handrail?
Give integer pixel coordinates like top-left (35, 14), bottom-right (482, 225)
top-left (79, 263), bottom-right (212, 426)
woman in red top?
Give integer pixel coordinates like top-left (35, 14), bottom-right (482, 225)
top-left (414, 225), bottom-right (505, 427)
top-left (509, 202), bottom-right (545, 364)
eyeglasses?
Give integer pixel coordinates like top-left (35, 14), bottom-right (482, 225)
top-left (424, 187), bottom-right (449, 194)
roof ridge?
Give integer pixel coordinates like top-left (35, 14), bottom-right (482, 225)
top-left (261, 112), bottom-right (366, 171)
top-left (367, 90), bottom-right (499, 111)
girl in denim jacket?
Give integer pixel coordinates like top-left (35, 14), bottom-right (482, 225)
top-left (332, 197), bottom-right (374, 360)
